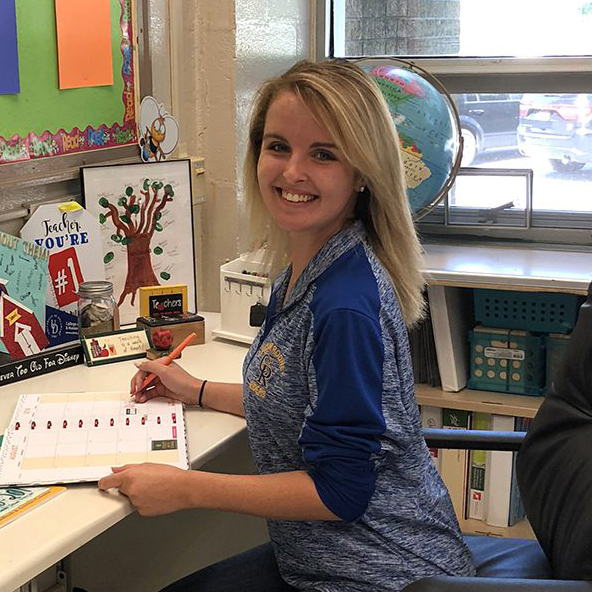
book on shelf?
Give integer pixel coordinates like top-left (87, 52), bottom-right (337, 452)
top-left (466, 412), bottom-right (530, 528)
top-left (420, 407), bottom-right (531, 529)
top-left (508, 416), bottom-right (531, 526)
top-left (409, 300), bottom-right (441, 387)
top-left (426, 285), bottom-right (472, 392)
top-left (466, 411), bottom-right (489, 521)
top-left (440, 408), bottom-right (471, 520)
top-left (485, 414), bottom-right (518, 528)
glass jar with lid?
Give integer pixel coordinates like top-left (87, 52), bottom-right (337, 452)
top-left (77, 281), bottom-right (120, 338)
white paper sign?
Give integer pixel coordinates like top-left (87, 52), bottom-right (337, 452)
top-left (20, 204), bottom-right (105, 346)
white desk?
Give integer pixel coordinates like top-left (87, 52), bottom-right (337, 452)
top-left (0, 313), bottom-right (252, 592)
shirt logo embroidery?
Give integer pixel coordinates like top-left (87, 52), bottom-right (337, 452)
top-left (249, 341), bottom-right (285, 399)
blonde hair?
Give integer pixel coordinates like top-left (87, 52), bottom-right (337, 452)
top-left (244, 59), bottom-right (425, 326)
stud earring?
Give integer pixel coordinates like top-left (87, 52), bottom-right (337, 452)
top-left (358, 185), bottom-right (366, 193)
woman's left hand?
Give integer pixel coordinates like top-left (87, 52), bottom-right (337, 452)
top-left (98, 463), bottom-right (191, 516)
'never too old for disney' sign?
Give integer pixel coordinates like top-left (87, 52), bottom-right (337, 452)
top-left (0, 343), bottom-right (83, 387)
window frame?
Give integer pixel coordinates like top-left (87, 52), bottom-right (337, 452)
top-left (317, 0), bottom-right (592, 248)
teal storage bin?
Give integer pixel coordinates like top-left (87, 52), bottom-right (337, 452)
top-left (468, 326), bottom-right (545, 396)
top-left (473, 289), bottom-right (581, 334)
top-left (545, 333), bottom-right (571, 390)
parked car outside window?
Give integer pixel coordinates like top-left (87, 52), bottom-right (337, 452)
top-left (453, 93), bottom-right (522, 166)
top-left (517, 94), bottom-right (592, 173)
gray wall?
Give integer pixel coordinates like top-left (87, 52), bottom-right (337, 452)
top-left (344, 0), bottom-right (461, 56)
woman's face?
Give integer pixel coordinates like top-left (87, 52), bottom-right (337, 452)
top-left (256, 90), bottom-right (360, 248)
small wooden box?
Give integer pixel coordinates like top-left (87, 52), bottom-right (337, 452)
top-left (136, 313), bottom-right (205, 350)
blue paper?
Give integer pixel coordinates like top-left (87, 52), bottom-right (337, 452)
top-left (45, 306), bottom-right (79, 348)
top-left (0, 0), bottom-right (20, 95)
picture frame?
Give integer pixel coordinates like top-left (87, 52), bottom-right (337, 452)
top-left (81, 159), bottom-right (197, 325)
top-left (80, 327), bottom-right (151, 366)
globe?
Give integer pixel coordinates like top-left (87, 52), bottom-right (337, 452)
top-left (357, 58), bottom-right (461, 218)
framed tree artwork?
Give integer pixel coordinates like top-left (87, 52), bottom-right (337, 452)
top-left (81, 159), bottom-right (196, 325)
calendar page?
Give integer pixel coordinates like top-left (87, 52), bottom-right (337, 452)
top-left (0, 392), bottom-right (189, 486)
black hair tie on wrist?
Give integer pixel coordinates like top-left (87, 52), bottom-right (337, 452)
top-left (198, 380), bottom-right (208, 408)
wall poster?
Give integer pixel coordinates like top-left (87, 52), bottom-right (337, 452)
top-left (0, 0), bottom-right (137, 165)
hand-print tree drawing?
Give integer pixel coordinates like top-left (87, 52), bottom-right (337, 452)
top-left (98, 178), bottom-right (174, 306)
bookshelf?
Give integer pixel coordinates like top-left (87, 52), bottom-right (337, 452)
top-left (415, 384), bottom-right (542, 419)
top-left (416, 385), bottom-right (540, 538)
top-left (423, 242), bottom-right (592, 296)
top-left (419, 242), bottom-right (592, 539)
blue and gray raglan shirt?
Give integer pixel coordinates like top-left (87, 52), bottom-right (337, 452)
top-left (243, 221), bottom-right (475, 592)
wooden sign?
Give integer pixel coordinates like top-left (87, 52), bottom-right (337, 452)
top-left (81, 327), bottom-right (151, 366)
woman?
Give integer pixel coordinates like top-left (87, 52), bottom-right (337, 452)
top-left (99, 59), bottom-right (474, 591)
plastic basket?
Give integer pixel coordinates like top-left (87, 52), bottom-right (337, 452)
top-left (473, 289), bottom-right (581, 334)
top-left (545, 333), bottom-right (571, 390)
top-left (468, 327), bottom-right (545, 396)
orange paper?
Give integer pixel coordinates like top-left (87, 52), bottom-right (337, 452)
top-left (55, 0), bottom-right (113, 90)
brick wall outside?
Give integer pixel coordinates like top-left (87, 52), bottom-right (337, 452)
top-left (344, 0), bottom-right (461, 56)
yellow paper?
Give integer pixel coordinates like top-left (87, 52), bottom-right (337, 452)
top-left (58, 201), bottom-right (83, 213)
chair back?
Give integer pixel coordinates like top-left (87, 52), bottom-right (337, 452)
top-left (517, 281), bottom-right (592, 580)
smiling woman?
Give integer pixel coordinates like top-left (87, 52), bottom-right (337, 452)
top-left (256, 90), bottom-right (361, 273)
top-left (156, 59), bottom-right (474, 592)
top-left (101, 59), bottom-right (476, 592)
top-left (244, 60), bottom-right (427, 325)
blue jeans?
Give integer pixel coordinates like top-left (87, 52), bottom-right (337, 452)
top-left (159, 542), bottom-right (299, 592)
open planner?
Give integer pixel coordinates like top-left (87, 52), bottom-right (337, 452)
top-left (0, 392), bottom-right (189, 486)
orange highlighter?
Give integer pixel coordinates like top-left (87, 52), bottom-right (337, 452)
top-left (140, 332), bottom-right (197, 391)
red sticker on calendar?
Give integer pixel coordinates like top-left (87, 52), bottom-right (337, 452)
top-left (48, 247), bottom-right (84, 307)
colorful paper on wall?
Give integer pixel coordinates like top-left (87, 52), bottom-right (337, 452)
top-left (0, 233), bottom-right (49, 359)
top-left (0, 0), bottom-right (137, 165)
top-left (0, 0), bottom-right (20, 95)
top-left (55, 0), bottom-right (113, 90)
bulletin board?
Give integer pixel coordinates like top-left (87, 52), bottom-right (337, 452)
top-left (0, 0), bottom-right (137, 166)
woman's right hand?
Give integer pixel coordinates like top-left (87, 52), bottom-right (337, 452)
top-left (130, 359), bottom-right (202, 406)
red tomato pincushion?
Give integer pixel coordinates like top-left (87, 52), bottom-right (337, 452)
top-left (152, 329), bottom-right (173, 350)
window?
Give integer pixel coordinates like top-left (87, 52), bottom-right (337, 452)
top-left (318, 0), bottom-right (592, 246)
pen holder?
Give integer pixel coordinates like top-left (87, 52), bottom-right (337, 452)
top-left (136, 313), bottom-right (205, 351)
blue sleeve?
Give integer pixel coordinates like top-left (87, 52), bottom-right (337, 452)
top-left (299, 308), bottom-right (386, 522)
